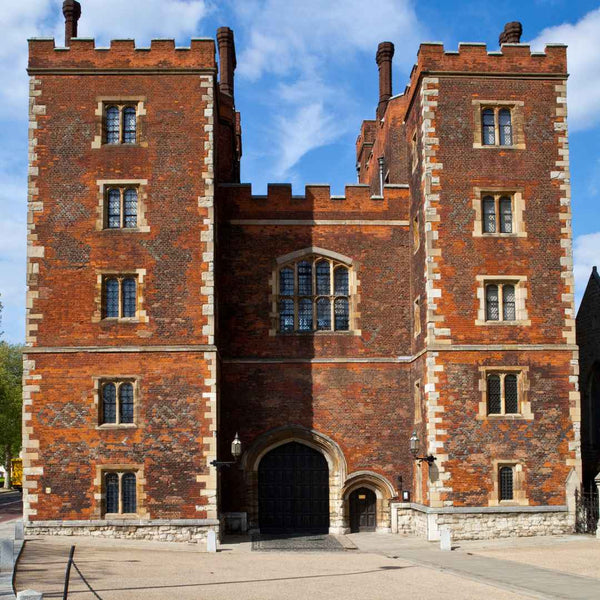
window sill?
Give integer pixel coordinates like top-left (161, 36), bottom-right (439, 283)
top-left (96, 424), bottom-right (137, 430)
top-left (277, 330), bottom-right (355, 336)
top-left (103, 513), bottom-right (140, 519)
top-left (101, 317), bottom-right (140, 323)
top-left (474, 320), bottom-right (531, 327)
top-left (472, 144), bottom-right (526, 151)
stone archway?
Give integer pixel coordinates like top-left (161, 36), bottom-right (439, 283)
top-left (241, 425), bottom-right (348, 534)
top-left (342, 471), bottom-right (396, 533)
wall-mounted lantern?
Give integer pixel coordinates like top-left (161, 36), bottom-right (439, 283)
top-left (211, 433), bottom-right (242, 469)
top-left (409, 430), bottom-right (436, 465)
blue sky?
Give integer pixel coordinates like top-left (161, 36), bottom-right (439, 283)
top-left (1, 0), bottom-right (599, 343)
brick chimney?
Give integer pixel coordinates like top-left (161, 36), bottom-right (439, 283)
top-left (499, 21), bottom-right (523, 45)
top-left (217, 27), bottom-right (237, 98)
top-left (376, 41), bottom-right (394, 120)
top-left (62, 0), bottom-right (81, 46)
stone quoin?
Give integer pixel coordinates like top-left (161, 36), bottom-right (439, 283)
top-left (23, 2), bottom-right (580, 544)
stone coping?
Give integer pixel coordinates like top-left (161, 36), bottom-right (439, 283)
top-left (25, 518), bottom-right (219, 527)
top-left (408, 504), bottom-right (568, 515)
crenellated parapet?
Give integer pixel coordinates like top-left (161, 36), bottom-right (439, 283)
top-left (27, 37), bottom-right (216, 72)
top-left (218, 183), bottom-right (410, 221)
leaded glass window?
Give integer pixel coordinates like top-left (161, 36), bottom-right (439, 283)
top-left (486, 372), bottom-right (521, 415)
top-left (276, 255), bottom-right (352, 332)
top-left (104, 471), bottom-right (137, 515)
top-left (486, 285), bottom-right (499, 321)
top-left (100, 380), bottom-right (136, 425)
top-left (122, 107), bottom-right (137, 144)
top-left (503, 285), bottom-right (516, 321)
top-left (121, 473), bottom-right (137, 513)
top-left (105, 187), bottom-right (138, 229)
top-left (482, 108), bottom-right (495, 145)
top-left (105, 106), bottom-right (120, 144)
top-left (480, 107), bottom-right (514, 147)
top-left (487, 375), bottom-right (501, 414)
top-left (123, 189), bottom-right (138, 228)
top-left (102, 276), bottom-right (137, 319)
top-left (102, 382), bottom-right (117, 423)
top-left (485, 282), bottom-right (519, 322)
top-left (504, 375), bottom-right (518, 414)
top-left (499, 109), bottom-right (512, 146)
top-left (483, 196), bottom-right (496, 233)
top-left (499, 466), bottom-right (514, 501)
top-left (481, 193), bottom-right (514, 235)
top-left (105, 473), bottom-right (119, 513)
top-left (499, 197), bottom-right (512, 233)
top-left (107, 189), bottom-right (121, 228)
top-left (104, 104), bottom-right (138, 145)
top-left (104, 278), bottom-right (120, 318)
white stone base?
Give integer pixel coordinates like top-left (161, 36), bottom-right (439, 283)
top-left (25, 519), bottom-right (219, 547)
top-left (390, 505), bottom-right (574, 541)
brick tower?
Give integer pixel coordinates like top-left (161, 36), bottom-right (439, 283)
top-left (24, 6), bottom-right (580, 543)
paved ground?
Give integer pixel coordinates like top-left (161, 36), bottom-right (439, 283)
top-left (12, 531), bottom-right (600, 600)
top-left (0, 491), bottom-right (21, 525)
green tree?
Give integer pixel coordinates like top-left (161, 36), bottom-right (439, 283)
top-left (0, 298), bottom-right (23, 488)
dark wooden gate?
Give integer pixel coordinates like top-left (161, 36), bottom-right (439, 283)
top-left (349, 487), bottom-right (377, 532)
top-left (258, 442), bottom-right (329, 533)
top-left (575, 484), bottom-right (598, 534)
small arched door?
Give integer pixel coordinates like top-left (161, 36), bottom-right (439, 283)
top-left (258, 442), bottom-right (329, 533)
top-left (349, 487), bottom-right (376, 532)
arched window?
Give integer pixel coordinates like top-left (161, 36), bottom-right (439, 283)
top-left (105, 187), bottom-right (138, 229)
top-left (122, 107), bottom-right (137, 144)
top-left (102, 276), bottom-right (138, 319)
top-left (482, 196), bottom-right (496, 233)
top-left (119, 382), bottom-right (134, 424)
top-left (277, 253), bottom-right (352, 332)
top-left (499, 466), bottom-right (514, 501)
top-left (121, 473), bottom-right (137, 513)
top-left (482, 108), bottom-right (495, 145)
top-left (487, 375), bottom-right (501, 414)
top-left (105, 106), bottom-right (120, 144)
top-left (499, 196), bottom-right (512, 233)
top-left (486, 284), bottom-right (499, 321)
top-left (105, 472), bottom-right (119, 513)
top-left (102, 382), bottom-right (117, 423)
top-left (503, 285), bottom-right (516, 321)
top-left (104, 278), bottom-right (120, 318)
top-left (104, 471), bottom-right (137, 515)
top-left (499, 109), bottom-right (512, 146)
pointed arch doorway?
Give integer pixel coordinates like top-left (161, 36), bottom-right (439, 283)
top-left (258, 441), bottom-right (329, 533)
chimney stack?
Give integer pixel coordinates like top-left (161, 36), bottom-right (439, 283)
top-left (217, 27), bottom-right (237, 98)
top-left (499, 21), bottom-right (523, 45)
top-left (376, 41), bottom-right (394, 120)
top-left (62, 0), bottom-right (81, 46)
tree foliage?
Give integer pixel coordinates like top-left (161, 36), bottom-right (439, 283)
top-left (0, 299), bottom-right (23, 486)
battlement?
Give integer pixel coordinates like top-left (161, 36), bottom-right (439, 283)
top-left (218, 183), bottom-right (409, 221)
top-left (28, 37), bottom-right (216, 72)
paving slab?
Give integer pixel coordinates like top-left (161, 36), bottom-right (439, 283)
top-left (349, 533), bottom-right (600, 600)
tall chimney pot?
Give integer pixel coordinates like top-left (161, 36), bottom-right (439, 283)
top-left (217, 27), bottom-right (237, 98)
top-left (62, 0), bottom-right (81, 46)
top-left (376, 41), bottom-right (395, 120)
top-left (499, 21), bottom-right (523, 45)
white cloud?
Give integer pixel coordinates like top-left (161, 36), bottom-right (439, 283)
top-left (529, 7), bottom-right (600, 131)
top-left (574, 231), bottom-right (600, 306)
top-left (234, 0), bottom-right (423, 182)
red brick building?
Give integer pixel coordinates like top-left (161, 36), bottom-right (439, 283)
top-left (23, 6), bottom-right (580, 543)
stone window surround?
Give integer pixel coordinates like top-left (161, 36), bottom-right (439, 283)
top-left (92, 268), bottom-right (149, 324)
top-left (414, 379), bottom-right (422, 424)
top-left (475, 275), bottom-right (530, 326)
top-left (269, 247), bottom-right (361, 337)
top-left (472, 99), bottom-right (525, 150)
top-left (477, 366), bottom-right (533, 420)
top-left (92, 97), bottom-right (147, 149)
top-left (489, 460), bottom-right (529, 507)
top-left (413, 210), bottom-right (420, 253)
top-left (95, 179), bottom-right (150, 233)
top-left (93, 464), bottom-right (147, 519)
top-left (411, 130), bottom-right (418, 172)
top-left (93, 376), bottom-right (140, 429)
top-left (413, 296), bottom-right (421, 338)
top-left (472, 187), bottom-right (526, 238)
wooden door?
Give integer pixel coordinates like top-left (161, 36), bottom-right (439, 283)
top-left (349, 487), bottom-right (376, 532)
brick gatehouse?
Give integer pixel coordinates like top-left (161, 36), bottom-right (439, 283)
top-left (22, 3), bottom-right (580, 543)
